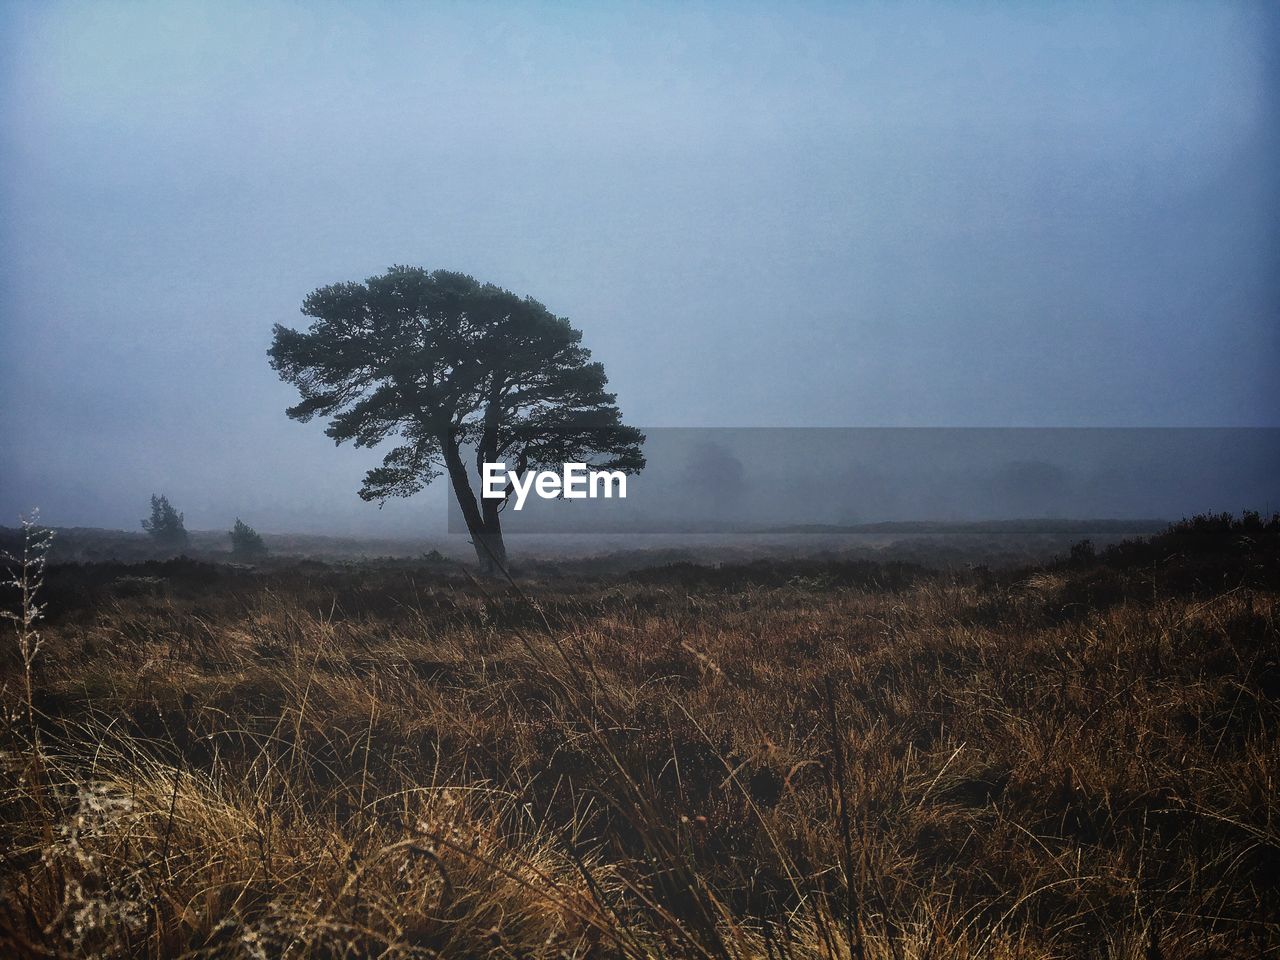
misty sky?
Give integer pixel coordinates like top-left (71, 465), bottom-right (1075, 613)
top-left (1, 2), bottom-right (1277, 534)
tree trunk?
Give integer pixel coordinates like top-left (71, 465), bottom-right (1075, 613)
top-left (477, 506), bottom-right (508, 574)
top-left (441, 433), bottom-right (508, 574)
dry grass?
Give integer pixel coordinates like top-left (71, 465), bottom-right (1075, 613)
top-left (2, 523), bottom-right (1277, 957)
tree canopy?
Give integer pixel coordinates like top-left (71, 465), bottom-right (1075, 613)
top-left (269, 267), bottom-right (644, 569)
top-left (142, 495), bottom-right (188, 552)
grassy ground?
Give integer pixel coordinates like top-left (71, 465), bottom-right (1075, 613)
top-left (1, 515), bottom-right (1277, 957)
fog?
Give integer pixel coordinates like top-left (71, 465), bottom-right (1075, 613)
top-left (2, 2), bottom-right (1277, 536)
top-left (458, 429), bottom-right (1280, 534)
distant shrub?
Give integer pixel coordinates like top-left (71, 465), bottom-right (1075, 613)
top-left (1100, 511), bottom-right (1279, 566)
top-left (229, 518), bottom-right (267, 561)
top-left (1043, 511), bottom-right (1280, 598)
top-left (141, 495), bottom-right (188, 552)
top-left (1068, 538), bottom-right (1096, 565)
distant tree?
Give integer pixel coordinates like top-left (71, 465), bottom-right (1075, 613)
top-left (229, 518), bottom-right (267, 561)
top-left (269, 267), bottom-right (645, 572)
top-left (142, 495), bottom-right (189, 551)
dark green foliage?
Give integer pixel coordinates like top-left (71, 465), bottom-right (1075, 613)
top-left (1059, 511), bottom-right (1280, 595)
top-left (141, 495), bottom-right (188, 552)
top-left (269, 266), bottom-right (645, 570)
top-left (1101, 510), bottom-right (1280, 567)
top-left (229, 518), bottom-right (267, 561)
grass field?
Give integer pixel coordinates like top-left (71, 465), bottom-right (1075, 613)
top-left (2, 514), bottom-right (1277, 958)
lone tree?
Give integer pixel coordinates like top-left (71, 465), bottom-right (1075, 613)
top-left (229, 518), bottom-right (268, 561)
top-left (142, 494), bottom-right (189, 552)
top-left (269, 267), bottom-right (644, 571)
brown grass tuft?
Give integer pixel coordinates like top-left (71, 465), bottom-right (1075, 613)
top-left (3, 529), bottom-right (1278, 957)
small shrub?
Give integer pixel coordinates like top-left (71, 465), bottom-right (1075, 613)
top-left (229, 518), bottom-right (267, 561)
